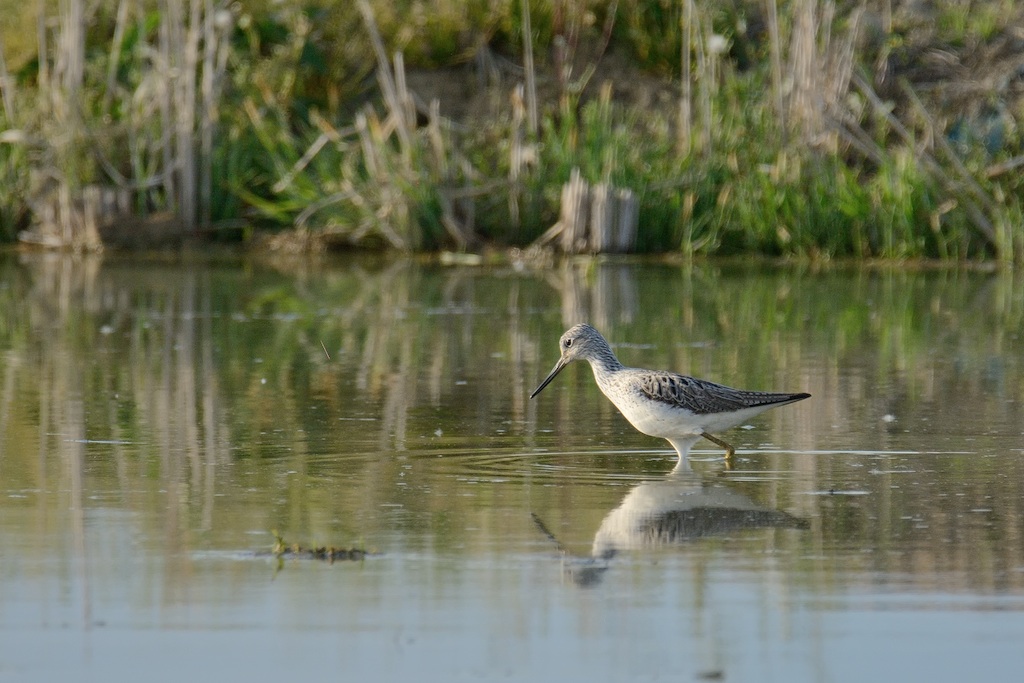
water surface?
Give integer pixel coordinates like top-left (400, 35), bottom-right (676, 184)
top-left (0, 254), bottom-right (1022, 681)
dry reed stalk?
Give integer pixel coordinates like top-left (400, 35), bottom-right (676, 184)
top-left (177, 0), bottom-right (201, 230)
top-left (985, 155), bottom-right (1024, 179)
top-left (826, 109), bottom-right (885, 164)
top-left (312, 110), bottom-right (353, 143)
top-left (136, 0), bottom-right (229, 231)
top-left (80, 185), bottom-right (106, 247)
top-left (354, 112), bottom-right (379, 179)
top-left (158, 0), bottom-right (177, 212)
top-left (36, 6), bottom-right (50, 100)
top-left (272, 133), bottom-right (332, 194)
top-left (817, 3), bottom-right (861, 150)
top-left (353, 108), bottom-right (412, 250)
top-left (509, 83), bottom-right (525, 227)
top-left (199, 0), bottom-right (215, 227)
top-left (357, 0), bottom-right (412, 163)
top-left (393, 51), bottom-right (416, 137)
top-left (295, 190), bottom-right (357, 230)
top-left (102, 0), bottom-right (130, 118)
top-left (765, 0), bottom-right (786, 140)
top-left (438, 192), bottom-right (469, 249)
top-left (850, 73), bottom-right (912, 142)
top-left (187, 0), bottom-right (232, 229)
top-left (693, 1), bottom-right (711, 152)
top-left (827, 6), bottom-right (860, 103)
top-left (58, 0), bottom-right (85, 105)
top-left (427, 98), bottom-right (447, 176)
top-left (678, 0), bottom-right (693, 154)
top-left (456, 176), bottom-right (476, 243)
top-left (273, 116), bottom-right (357, 195)
top-left (788, 0), bottom-right (817, 134)
top-left (428, 97), bottom-right (473, 248)
top-left (59, 183), bottom-right (73, 246)
top-left (520, 0), bottom-right (538, 136)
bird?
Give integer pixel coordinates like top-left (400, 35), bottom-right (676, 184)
top-left (529, 323), bottom-right (810, 460)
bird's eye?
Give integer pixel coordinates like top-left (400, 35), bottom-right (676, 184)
top-left (564, 338), bottom-right (573, 348)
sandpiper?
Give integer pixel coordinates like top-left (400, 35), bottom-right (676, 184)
top-left (530, 323), bottom-right (810, 460)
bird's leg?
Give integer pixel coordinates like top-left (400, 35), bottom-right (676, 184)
top-left (701, 432), bottom-right (736, 462)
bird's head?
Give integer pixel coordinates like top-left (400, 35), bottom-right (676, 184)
top-left (530, 324), bottom-right (608, 399)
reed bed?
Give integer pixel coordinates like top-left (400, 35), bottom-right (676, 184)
top-left (1, 0), bottom-right (1022, 260)
top-left (4, 0), bottom-right (232, 248)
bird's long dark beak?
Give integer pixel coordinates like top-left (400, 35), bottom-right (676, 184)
top-left (530, 357), bottom-right (568, 399)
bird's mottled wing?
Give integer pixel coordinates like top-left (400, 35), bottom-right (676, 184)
top-left (637, 373), bottom-right (797, 415)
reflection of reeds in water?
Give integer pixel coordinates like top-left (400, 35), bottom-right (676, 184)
top-left (2, 256), bottom-right (1024, 593)
top-left (44, 316), bottom-right (92, 625)
top-left (8, 255), bottom-right (228, 559)
top-left (533, 260), bottom-right (640, 332)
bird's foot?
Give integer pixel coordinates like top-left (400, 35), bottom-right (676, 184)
top-left (702, 432), bottom-right (737, 466)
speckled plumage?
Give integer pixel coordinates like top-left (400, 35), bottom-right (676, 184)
top-left (530, 323), bottom-right (810, 459)
top-left (635, 372), bottom-right (803, 415)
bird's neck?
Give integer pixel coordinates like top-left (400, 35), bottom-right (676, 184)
top-left (587, 347), bottom-right (624, 382)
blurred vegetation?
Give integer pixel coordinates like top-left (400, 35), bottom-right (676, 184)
top-left (1, 0), bottom-right (1023, 259)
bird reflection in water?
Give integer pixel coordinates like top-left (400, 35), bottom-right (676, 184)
top-left (533, 452), bottom-right (808, 587)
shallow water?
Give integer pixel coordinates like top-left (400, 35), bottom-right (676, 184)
top-left (0, 253), bottom-right (1022, 682)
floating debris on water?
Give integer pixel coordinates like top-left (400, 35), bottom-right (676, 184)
top-left (267, 530), bottom-right (374, 564)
